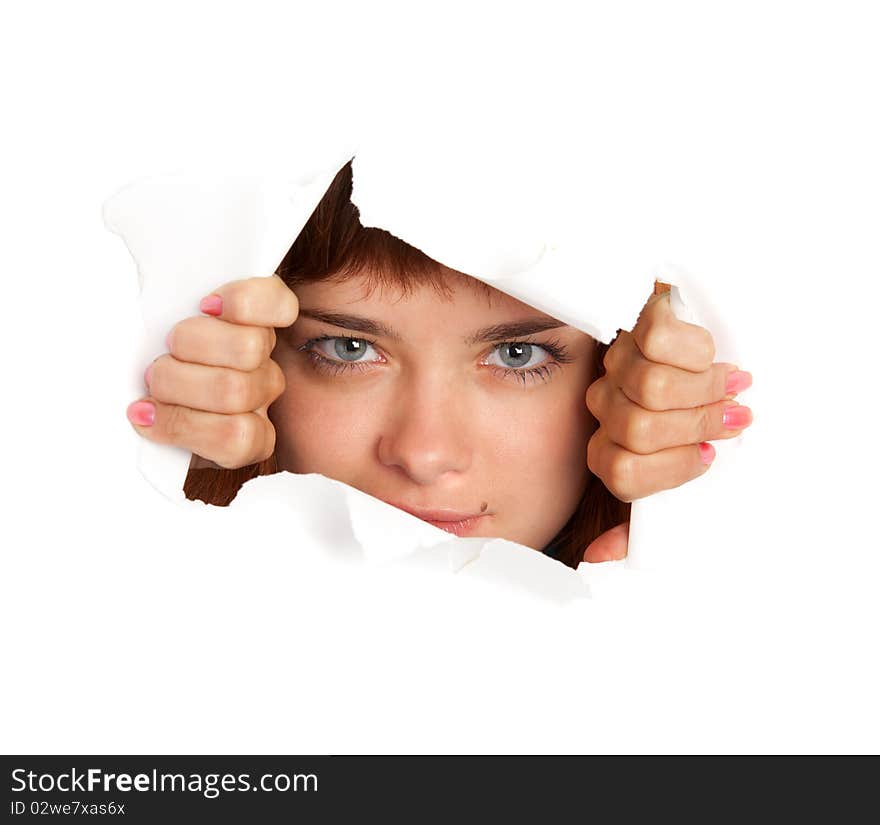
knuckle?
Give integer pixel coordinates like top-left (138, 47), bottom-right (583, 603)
top-left (697, 329), bottom-right (716, 370)
top-left (234, 289), bottom-right (257, 322)
top-left (635, 365), bottom-right (668, 410)
top-left (284, 288), bottom-right (300, 324)
top-left (222, 280), bottom-right (253, 319)
top-left (602, 332), bottom-right (628, 375)
top-left (602, 343), bottom-right (616, 374)
top-left (621, 410), bottom-right (654, 454)
top-left (217, 415), bottom-right (260, 467)
top-left (236, 329), bottom-right (270, 369)
top-left (638, 323), bottom-right (671, 362)
top-left (258, 419), bottom-right (277, 461)
top-left (167, 316), bottom-right (204, 358)
top-left (274, 278), bottom-right (300, 323)
top-left (262, 328), bottom-right (274, 357)
top-left (266, 359), bottom-right (286, 401)
top-left (606, 452), bottom-right (638, 502)
top-left (216, 369), bottom-right (251, 411)
top-left (585, 378), bottom-right (604, 417)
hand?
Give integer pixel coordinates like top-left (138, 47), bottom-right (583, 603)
top-left (582, 285), bottom-right (753, 562)
top-left (125, 275), bottom-right (299, 469)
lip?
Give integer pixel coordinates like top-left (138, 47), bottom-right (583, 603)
top-left (384, 501), bottom-right (490, 537)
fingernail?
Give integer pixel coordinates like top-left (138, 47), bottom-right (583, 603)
top-left (144, 363), bottom-right (153, 387)
top-left (126, 400), bottom-right (155, 427)
top-left (722, 403), bottom-right (752, 429)
top-left (698, 442), bottom-right (715, 465)
top-left (726, 369), bottom-right (752, 394)
top-left (200, 294), bottom-right (223, 316)
top-left (165, 330), bottom-right (173, 351)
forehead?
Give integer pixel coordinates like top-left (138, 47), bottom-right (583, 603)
top-left (294, 270), bottom-right (556, 324)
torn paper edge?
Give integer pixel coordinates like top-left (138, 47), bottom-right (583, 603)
top-left (104, 157), bottom-right (742, 591)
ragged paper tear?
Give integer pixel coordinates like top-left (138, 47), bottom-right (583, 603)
top-left (103, 151), bottom-right (354, 499)
top-left (103, 143), bottom-right (745, 593)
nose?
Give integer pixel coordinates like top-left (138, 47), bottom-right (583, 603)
top-left (377, 376), bottom-right (472, 486)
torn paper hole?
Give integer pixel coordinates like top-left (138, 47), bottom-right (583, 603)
top-left (104, 150), bottom-right (744, 595)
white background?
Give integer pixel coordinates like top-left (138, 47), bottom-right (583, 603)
top-left (2, 0), bottom-right (879, 753)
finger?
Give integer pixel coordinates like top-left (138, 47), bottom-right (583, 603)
top-left (592, 384), bottom-right (753, 454)
top-left (605, 333), bottom-right (746, 410)
top-left (125, 398), bottom-right (275, 469)
top-left (583, 521), bottom-right (629, 563)
top-left (631, 288), bottom-right (715, 372)
top-left (198, 275), bottom-right (299, 328)
top-left (146, 355), bottom-right (285, 414)
top-left (167, 316), bottom-right (276, 371)
top-left (587, 427), bottom-right (715, 503)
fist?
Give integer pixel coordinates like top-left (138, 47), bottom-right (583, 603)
top-left (585, 285), bottom-right (753, 504)
top-left (126, 275), bottom-right (299, 469)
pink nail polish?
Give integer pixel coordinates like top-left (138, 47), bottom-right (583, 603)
top-left (200, 295), bottom-right (223, 316)
top-left (144, 363), bottom-right (153, 387)
top-left (698, 442), bottom-right (715, 465)
top-left (722, 404), bottom-right (752, 429)
top-left (126, 400), bottom-right (155, 427)
top-left (726, 370), bottom-right (752, 394)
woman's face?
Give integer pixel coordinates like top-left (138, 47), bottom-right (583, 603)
top-left (270, 271), bottom-right (597, 550)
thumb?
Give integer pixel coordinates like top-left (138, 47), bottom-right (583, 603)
top-left (583, 521), bottom-right (629, 563)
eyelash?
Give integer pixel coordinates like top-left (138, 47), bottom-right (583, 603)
top-left (298, 334), bottom-right (573, 385)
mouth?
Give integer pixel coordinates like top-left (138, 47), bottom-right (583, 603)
top-left (385, 501), bottom-right (491, 537)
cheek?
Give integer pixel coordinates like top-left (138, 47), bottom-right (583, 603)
top-left (483, 382), bottom-right (592, 500)
top-left (269, 362), bottom-right (383, 480)
top-left (472, 374), bottom-right (594, 549)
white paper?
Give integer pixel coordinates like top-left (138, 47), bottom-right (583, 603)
top-left (104, 151), bottom-right (743, 577)
top-left (8, 0), bottom-right (880, 755)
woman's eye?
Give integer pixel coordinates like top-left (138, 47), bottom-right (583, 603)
top-left (485, 342), bottom-right (550, 370)
top-left (312, 337), bottom-right (381, 363)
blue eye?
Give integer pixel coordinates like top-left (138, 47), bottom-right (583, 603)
top-left (485, 342), bottom-right (550, 370)
top-left (312, 337), bottom-right (381, 363)
top-left (299, 334), bottom-right (571, 384)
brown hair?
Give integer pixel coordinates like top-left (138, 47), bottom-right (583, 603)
top-left (183, 160), bottom-right (630, 568)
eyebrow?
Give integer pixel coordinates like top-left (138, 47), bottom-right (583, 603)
top-left (298, 308), bottom-right (568, 344)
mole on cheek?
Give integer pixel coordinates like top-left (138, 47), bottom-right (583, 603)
top-left (480, 501), bottom-right (488, 513)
